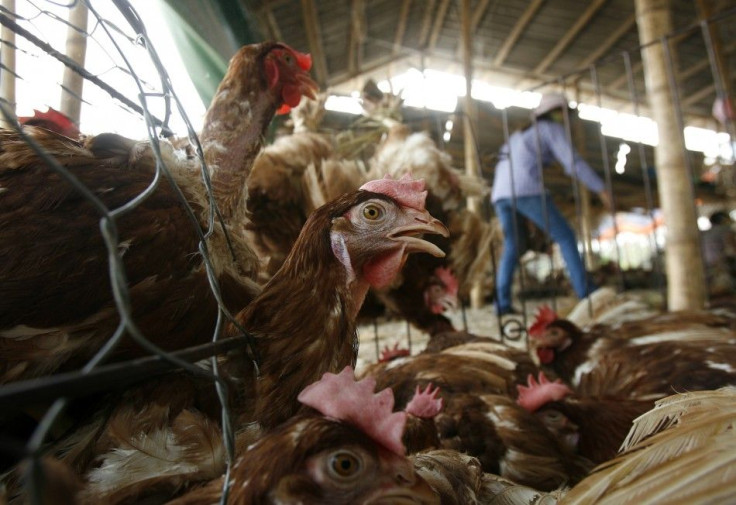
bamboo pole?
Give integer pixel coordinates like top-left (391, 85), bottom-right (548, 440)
top-left (0, 0), bottom-right (15, 127)
top-left (635, 0), bottom-right (706, 310)
top-left (461, 0), bottom-right (483, 309)
top-left (60, 1), bottom-right (88, 126)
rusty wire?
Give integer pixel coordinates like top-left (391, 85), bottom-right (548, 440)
top-left (0, 1), bottom-right (258, 503)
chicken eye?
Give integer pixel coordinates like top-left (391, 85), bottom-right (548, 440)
top-left (539, 409), bottom-right (564, 426)
top-left (329, 451), bottom-right (362, 479)
top-left (362, 203), bottom-right (383, 220)
top-left (281, 51), bottom-right (294, 66)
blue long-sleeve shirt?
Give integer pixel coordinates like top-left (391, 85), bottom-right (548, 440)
top-left (491, 119), bottom-right (605, 203)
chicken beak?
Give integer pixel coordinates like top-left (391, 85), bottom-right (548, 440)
top-left (388, 208), bottom-right (449, 258)
top-left (297, 71), bottom-right (319, 101)
top-left (439, 293), bottom-right (459, 312)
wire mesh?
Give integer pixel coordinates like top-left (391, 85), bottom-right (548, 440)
top-left (0, 1), bottom-right (735, 501)
top-left (0, 1), bottom-right (258, 502)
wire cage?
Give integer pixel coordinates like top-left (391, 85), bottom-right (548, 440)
top-left (0, 1), bottom-right (251, 502)
top-left (0, 0), bottom-right (735, 502)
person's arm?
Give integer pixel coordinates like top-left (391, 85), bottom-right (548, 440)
top-left (541, 121), bottom-right (605, 195)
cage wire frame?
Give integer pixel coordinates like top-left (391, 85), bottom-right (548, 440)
top-left (0, 1), bottom-right (262, 502)
top-left (0, 0), bottom-right (734, 501)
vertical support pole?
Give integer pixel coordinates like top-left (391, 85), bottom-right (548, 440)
top-left (60, 1), bottom-right (88, 126)
top-left (460, 0), bottom-right (483, 309)
top-left (635, 0), bottom-right (706, 310)
top-left (0, 0), bottom-right (15, 127)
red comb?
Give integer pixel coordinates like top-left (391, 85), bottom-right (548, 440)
top-left (18, 107), bottom-right (79, 138)
top-left (380, 342), bottom-right (410, 362)
top-left (405, 383), bottom-right (443, 418)
top-left (516, 372), bottom-right (573, 413)
top-left (434, 267), bottom-right (458, 296)
top-left (528, 305), bottom-right (558, 339)
top-left (359, 174), bottom-right (428, 211)
top-left (298, 366), bottom-right (407, 455)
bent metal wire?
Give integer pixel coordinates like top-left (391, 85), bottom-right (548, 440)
top-left (0, 1), bottom-right (258, 503)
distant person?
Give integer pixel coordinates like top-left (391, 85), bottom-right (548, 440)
top-left (491, 92), bottom-right (611, 315)
top-left (702, 210), bottom-right (736, 295)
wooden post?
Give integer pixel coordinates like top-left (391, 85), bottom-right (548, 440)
top-left (635, 0), bottom-right (706, 310)
top-left (0, 0), bottom-right (16, 127)
top-left (60, 0), bottom-right (88, 126)
top-left (461, 0), bottom-right (483, 309)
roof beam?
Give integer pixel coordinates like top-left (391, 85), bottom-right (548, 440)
top-left (300, 0), bottom-right (328, 85)
top-left (493, 0), bottom-right (545, 66)
top-left (471, 0), bottom-right (492, 31)
top-left (680, 39), bottom-right (736, 82)
top-left (428, 0), bottom-right (452, 50)
top-left (606, 26), bottom-right (711, 93)
top-left (348, 0), bottom-right (365, 76)
top-left (681, 83), bottom-right (717, 108)
top-left (255, 4), bottom-right (282, 41)
top-left (328, 52), bottom-right (411, 87)
top-left (393, 0), bottom-right (412, 54)
top-left (578, 13), bottom-right (635, 68)
top-left (417, 0), bottom-right (437, 47)
top-left (534, 0), bottom-right (607, 75)
top-left (454, 0), bottom-right (493, 57)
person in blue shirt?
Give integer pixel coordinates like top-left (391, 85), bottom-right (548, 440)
top-left (491, 93), bottom-right (611, 315)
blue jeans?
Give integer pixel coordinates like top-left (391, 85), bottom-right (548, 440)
top-left (493, 195), bottom-right (596, 311)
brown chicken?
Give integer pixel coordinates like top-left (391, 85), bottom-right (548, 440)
top-left (528, 305), bottom-right (736, 399)
top-left (435, 392), bottom-right (592, 491)
top-left (18, 107), bottom-right (81, 139)
top-left (0, 41), bottom-right (318, 383)
top-left (360, 342), bottom-right (590, 490)
top-left (561, 387), bottom-right (736, 504)
top-left (38, 175), bottom-right (448, 503)
top-left (166, 367), bottom-right (440, 505)
top-left (412, 449), bottom-right (563, 505)
top-left (365, 341), bottom-right (539, 405)
top-left (366, 123), bottom-right (490, 335)
top-left (516, 372), bottom-right (654, 465)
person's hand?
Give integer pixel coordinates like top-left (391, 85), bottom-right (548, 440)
top-left (597, 190), bottom-right (612, 211)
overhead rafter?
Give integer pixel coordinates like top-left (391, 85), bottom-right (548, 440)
top-left (578, 13), bottom-right (635, 69)
top-left (299, 0), bottom-right (328, 85)
top-left (393, 0), bottom-right (412, 54)
top-left (417, 0), bottom-right (437, 48)
top-left (493, 0), bottom-right (545, 66)
top-left (428, 0), bottom-right (451, 50)
top-left (471, 0), bottom-right (492, 31)
top-left (606, 25), bottom-right (701, 93)
top-left (681, 83), bottom-right (717, 108)
top-left (328, 51), bottom-right (411, 87)
top-left (348, 0), bottom-right (365, 76)
top-left (455, 0), bottom-right (493, 56)
top-left (255, 4), bottom-right (283, 41)
top-left (680, 40), bottom-right (736, 82)
top-left (534, 0), bottom-right (607, 75)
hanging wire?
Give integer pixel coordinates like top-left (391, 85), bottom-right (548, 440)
top-left (497, 105), bottom-right (529, 344)
top-left (622, 50), bottom-right (665, 307)
top-left (530, 105), bottom-right (559, 314)
top-left (589, 64), bottom-right (625, 293)
top-left (0, 1), bottom-right (263, 501)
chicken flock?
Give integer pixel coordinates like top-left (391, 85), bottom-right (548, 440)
top-left (1, 39), bottom-right (736, 505)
